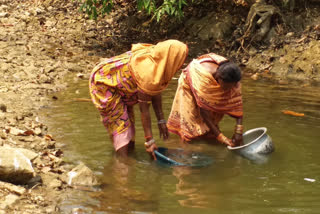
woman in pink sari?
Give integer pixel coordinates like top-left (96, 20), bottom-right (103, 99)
top-left (89, 40), bottom-right (188, 159)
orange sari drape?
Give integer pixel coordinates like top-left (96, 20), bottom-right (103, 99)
top-left (167, 55), bottom-right (243, 141)
top-left (129, 40), bottom-right (188, 95)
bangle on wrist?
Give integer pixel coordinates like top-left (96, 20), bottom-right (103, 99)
top-left (235, 124), bottom-right (243, 134)
top-left (216, 133), bottom-right (228, 144)
top-left (157, 119), bottom-right (166, 125)
top-left (144, 138), bottom-right (155, 148)
top-left (235, 130), bottom-right (243, 134)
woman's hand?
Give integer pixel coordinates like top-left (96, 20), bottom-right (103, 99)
top-left (158, 121), bottom-right (169, 140)
top-left (216, 133), bottom-right (235, 147)
top-left (223, 137), bottom-right (235, 147)
top-left (232, 133), bottom-right (243, 146)
top-left (145, 143), bottom-right (158, 160)
top-left (233, 122), bottom-right (243, 147)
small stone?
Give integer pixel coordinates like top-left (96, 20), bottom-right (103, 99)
top-left (0, 104), bottom-right (7, 112)
top-left (48, 179), bottom-right (62, 189)
top-left (9, 127), bottom-right (24, 136)
top-left (1, 194), bottom-right (20, 209)
top-left (250, 73), bottom-right (259, 80)
top-left (249, 47), bottom-right (257, 55)
top-left (34, 127), bottom-right (42, 136)
top-left (66, 163), bottom-right (99, 187)
top-left (34, 195), bottom-right (44, 202)
top-left (0, 5), bottom-right (9, 11)
top-left (76, 73), bottom-right (84, 78)
top-left (286, 32), bottom-right (294, 37)
top-left (72, 208), bottom-right (85, 214)
top-left (0, 12), bottom-right (9, 18)
top-left (0, 181), bottom-right (26, 195)
top-left (46, 207), bottom-right (56, 214)
top-left (279, 57), bottom-right (286, 64)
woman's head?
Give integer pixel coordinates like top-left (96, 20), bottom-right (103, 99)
top-left (130, 39), bottom-right (188, 95)
top-left (216, 62), bottom-right (241, 90)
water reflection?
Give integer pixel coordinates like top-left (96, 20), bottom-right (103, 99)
top-left (173, 167), bottom-right (210, 208)
top-left (93, 156), bottom-right (156, 213)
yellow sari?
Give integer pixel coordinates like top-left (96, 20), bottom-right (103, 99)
top-left (167, 53), bottom-right (243, 141)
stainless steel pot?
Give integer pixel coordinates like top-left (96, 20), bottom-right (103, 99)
top-left (227, 127), bottom-right (274, 163)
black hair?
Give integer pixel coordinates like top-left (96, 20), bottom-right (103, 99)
top-left (216, 61), bottom-right (242, 83)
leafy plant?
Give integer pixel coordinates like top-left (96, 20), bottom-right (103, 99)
top-left (76, 0), bottom-right (113, 20)
top-left (138, 0), bottom-right (189, 22)
top-left (76, 0), bottom-right (248, 21)
top-left (77, 0), bottom-right (191, 21)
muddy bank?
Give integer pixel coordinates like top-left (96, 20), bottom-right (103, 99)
top-left (245, 37), bottom-right (320, 82)
top-left (0, 0), bottom-right (320, 213)
top-left (0, 0), bottom-right (101, 213)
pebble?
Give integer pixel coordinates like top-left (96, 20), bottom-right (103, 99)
top-left (0, 104), bottom-right (7, 112)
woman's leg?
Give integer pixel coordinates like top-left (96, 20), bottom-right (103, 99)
top-left (116, 141), bottom-right (135, 157)
top-left (92, 86), bottom-right (135, 155)
top-left (112, 122), bottom-right (135, 154)
top-left (115, 104), bottom-right (136, 156)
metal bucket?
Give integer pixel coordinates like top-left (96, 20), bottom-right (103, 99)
top-left (227, 127), bottom-right (274, 163)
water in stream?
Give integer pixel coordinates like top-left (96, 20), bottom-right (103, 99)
top-left (41, 75), bottom-right (320, 214)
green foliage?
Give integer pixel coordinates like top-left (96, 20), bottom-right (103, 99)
top-left (76, 0), bottom-right (113, 20)
top-left (77, 0), bottom-right (195, 21)
top-left (137, 0), bottom-right (189, 22)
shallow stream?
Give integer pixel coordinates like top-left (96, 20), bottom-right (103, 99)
top-left (41, 75), bottom-right (320, 214)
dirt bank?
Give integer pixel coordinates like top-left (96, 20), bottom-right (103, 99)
top-left (0, 0), bottom-right (101, 213)
top-left (0, 0), bottom-right (319, 213)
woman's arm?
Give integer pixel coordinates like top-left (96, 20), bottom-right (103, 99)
top-left (232, 116), bottom-right (243, 146)
top-left (138, 91), bottom-right (158, 159)
top-left (200, 108), bottom-right (220, 136)
top-left (151, 94), bottom-right (169, 140)
top-left (200, 108), bottom-right (234, 146)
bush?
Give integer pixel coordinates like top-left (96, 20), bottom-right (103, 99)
top-left (76, 0), bottom-right (191, 21)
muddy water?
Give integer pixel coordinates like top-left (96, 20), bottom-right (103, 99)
top-left (41, 76), bottom-right (320, 213)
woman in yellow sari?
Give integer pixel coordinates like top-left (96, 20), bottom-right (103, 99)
top-left (89, 40), bottom-right (188, 159)
top-left (167, 53), bottom-right (243, 147)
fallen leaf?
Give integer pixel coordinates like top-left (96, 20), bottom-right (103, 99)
top-left (282, 110), bottom-right (305, 117)
top-left (0, 23), bottom-right (14, 27)
top-left (22, 130), bottom-right (35, 136)
top-left (44, 134), bottom-right (55, 141)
